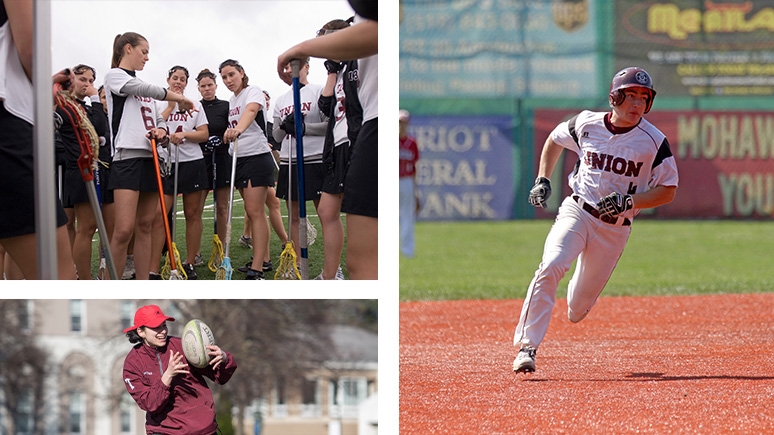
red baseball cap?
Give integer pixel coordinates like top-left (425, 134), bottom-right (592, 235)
top-left (123, 305), bottom-right (175, 333)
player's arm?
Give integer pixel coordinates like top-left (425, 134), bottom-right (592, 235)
top-left (536, 137), bottom-right (565, 179)
top-left (277, 19), bottom-right (377, 84)
top-left (224, 102), bottom-right (260, 143)
top-left (630, 185), bottom-right (676, 209)
top-left (4, 0), bottom-right (33, 79)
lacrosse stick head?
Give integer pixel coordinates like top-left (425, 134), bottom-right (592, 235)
top-left (216, 257), bottom-right (233, 280)
top-left (274, 242), bottom-right (301, 280)
top-left (208, 236), bottom-right (224, 273)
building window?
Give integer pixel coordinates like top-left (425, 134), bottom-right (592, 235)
top-left (300, 378), bottom-right (319, 417)
top-left (16, 388), bottom-right (33, 434)
top-left (69, 392), bottom-right (83, 433)
top-left (70, 300), bottom-right (83, 333)
top-left (119, 301), bottom-right (134, 332)
top-left (18, 300), bottom-right (32, 332)
top-left (273, 377), bottom-right (287, 417)
top-left (119, 392), bottom-right (133, 433)
top-left (342, 378), bottom-right (362, 407)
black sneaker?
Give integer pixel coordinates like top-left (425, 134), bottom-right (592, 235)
top-left (245, 268), bottom-right (265, 280)
top-left (237, 260), bottom-right (252, 273)
top-left (149, 272), bottom-right (162, 280)
top-left (182, 264), bottom-right (197, 280)
top-left (263, 260), bottom-right (273, 272)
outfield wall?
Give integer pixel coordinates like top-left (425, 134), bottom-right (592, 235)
top-left (400, 0), bottom-right (774, 220)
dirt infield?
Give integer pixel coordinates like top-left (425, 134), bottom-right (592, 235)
top-left (400, 294), bottom-right (774, 434)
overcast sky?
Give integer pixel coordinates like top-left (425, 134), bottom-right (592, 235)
top-left (52, 0), bottom-right (357, 103)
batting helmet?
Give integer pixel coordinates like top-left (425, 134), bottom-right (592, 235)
top-left (609, 67), bottom-right (657, 114)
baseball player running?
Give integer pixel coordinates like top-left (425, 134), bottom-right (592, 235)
top-left (513, 67), bottom-right (679, 374)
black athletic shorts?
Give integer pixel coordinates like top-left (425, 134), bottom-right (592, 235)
top-left (203, 151), bottom-right (233, 190)
top-left (161, 159), bottom-right (209, 195)
top-left (234, 153), bottom-right (276, 189)
top-left (277, 162), bottom-right (325, 202)
top-left (62, 158), bottom-right (114, 207)
top-left (341, 118), bottom-right (377, 218)
top-left (0, 102), bottom-right (68, 238)
top-left (321, 142), bottom-right (350, 195)
top-left (108, 157), bottom-right (160, 193)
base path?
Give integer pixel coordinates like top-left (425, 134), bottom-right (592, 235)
top-left (400, 294), bottom-right (774, 434)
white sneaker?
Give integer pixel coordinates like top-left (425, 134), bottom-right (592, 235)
top-left (314, 272), bottom-right (324, 280)
top-left (193, 253), bottom-right (204, 267)
top-left (335, 266), bottom-right (345, 280)
top-left (123, 255), bottom-right (135, 280)
top-left (513, 346), bottom-right (536, 373)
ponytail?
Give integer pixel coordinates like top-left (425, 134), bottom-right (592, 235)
top-left (111, 32), bottom-right (147, 69)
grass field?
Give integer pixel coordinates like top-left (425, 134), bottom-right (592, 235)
top-left (89, 192), bottom-right (342, 280)
top-left (399, 219), bottom-right (774, 301)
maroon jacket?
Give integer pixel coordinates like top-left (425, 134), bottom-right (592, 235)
top-left (122, 336), bottom-right (237, 435)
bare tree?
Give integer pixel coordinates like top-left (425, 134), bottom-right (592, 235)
top-left (0, 300), bottom-right (48, 435)
top-left (174, 300), bottom-right (337, 435)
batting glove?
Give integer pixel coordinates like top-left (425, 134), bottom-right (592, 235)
top-left (280, 114), bottom-right (305, 137)
top-left (528, 177), bottom-right (552, 208)
top-left (596, 192), bottom-right (633, 218)
top-left (324, 60), bottom-right (344, 75)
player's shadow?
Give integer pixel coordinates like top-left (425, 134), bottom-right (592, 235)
top-left (522, 372), bottom-right (774, 382)
top-left (623, 372), bottom-right (774, 381)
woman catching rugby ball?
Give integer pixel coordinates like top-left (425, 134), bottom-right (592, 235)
top-left (122, 305), bottom-right (237, 435)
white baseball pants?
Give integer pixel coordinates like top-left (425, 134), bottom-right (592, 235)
top-left (514, 196), bottom-right (631, 349)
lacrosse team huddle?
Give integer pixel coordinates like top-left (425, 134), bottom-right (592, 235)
top-left (0, 0), bottom-right (379, 280)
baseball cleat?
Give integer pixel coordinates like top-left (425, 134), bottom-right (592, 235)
top-left (513, 346), bottom-right (536, 373)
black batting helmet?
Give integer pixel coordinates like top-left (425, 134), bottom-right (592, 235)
top-left (609, 67), bottom-right (657, 113)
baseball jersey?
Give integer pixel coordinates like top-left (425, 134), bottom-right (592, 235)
top-left (551, 110), bottom-right (679, 220)
top-left (157, 100), bottom-right (208, 163)
top-left (0, 5), bottom-right (33, 124)
top-left (227, 85), bottom-right (270, 158)
top-left (105, 68), bottom-right (166, 153)
top-left (273, 82), bottom-right (325, 162)
top-left (399, 135), bottom-right (419, 178)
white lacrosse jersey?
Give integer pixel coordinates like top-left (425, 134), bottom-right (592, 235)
top-left (329, 72), bottom-right (349, 148)
top-left (105, 68), bottom-right (164, 152)
top-left (355, 14), bottom-right (377, 123)
top-left (273, 82), bottom-right (325, 162)
top-left (551, 110), bottom-right (679, 219)
top-left (0, 14), bottom-right (33, 124)
top-left (157, 100), bottom-right (208, 163)
top-left (227, 85), bottom-right (270, 158)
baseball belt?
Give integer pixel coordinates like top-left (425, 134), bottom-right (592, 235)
top-left (572, 195), bottom-right (631, 226)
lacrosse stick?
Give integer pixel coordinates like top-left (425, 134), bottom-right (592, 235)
top-left (150, 137), bottom-right (184, 280)
top-left (216, 137), bottom-right (239, 280)
top-left (161, 142), bottom-right (186, 279)
top-left (274, 140), bottom-right (300, 280)
top-left (291, 59), bottom-right (309, 279)
top-left (208, 143), bottom-right (224, 272)
top-left (53, 89), bottom-right (118, 280)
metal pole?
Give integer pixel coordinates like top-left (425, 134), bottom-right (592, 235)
top-left (33, 0), bottom-right (57, 279)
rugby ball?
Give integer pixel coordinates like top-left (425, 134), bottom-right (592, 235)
top-left (182, 319), bottom-right (215, 368)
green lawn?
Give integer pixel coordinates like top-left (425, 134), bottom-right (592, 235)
top-left (399, 220), bottom-right (774, 301)
top-left (90, 192), bottom-right (341, 280)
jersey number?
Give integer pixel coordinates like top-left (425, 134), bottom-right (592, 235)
top-left (141, 106), bottom-right (155, 130)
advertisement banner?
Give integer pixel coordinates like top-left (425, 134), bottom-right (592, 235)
top-left (533, 109), bottom-right (774, 219)
top-left (615, 0), bottom-right (774, 97)
top-left (399, 0), bottom-right (598, 98)
top-left (409, 116), bottom-right (515, 221)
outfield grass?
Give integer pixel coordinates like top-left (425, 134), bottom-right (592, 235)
top-left (90, 192), bottom-right (342, 280)
top-left (399, 220), bottom-right (774, 301)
